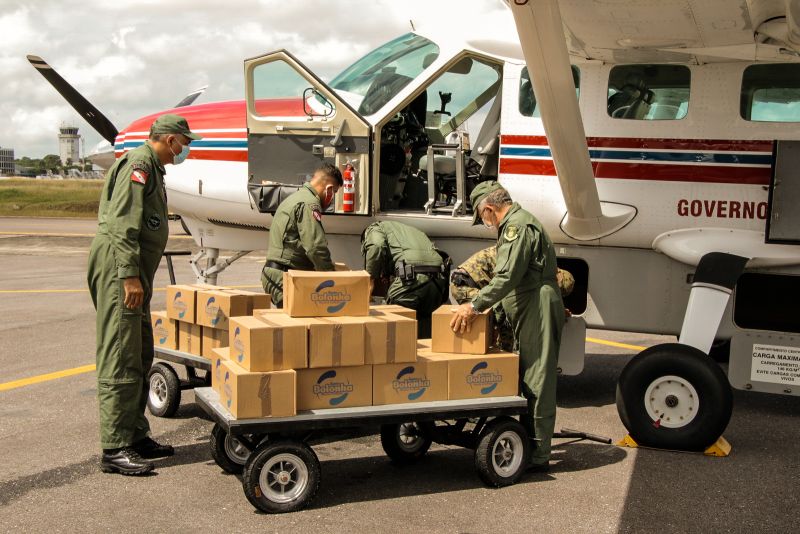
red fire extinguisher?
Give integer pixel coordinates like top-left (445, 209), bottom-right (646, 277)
top-left (342, 162), bottom-right (356, 213)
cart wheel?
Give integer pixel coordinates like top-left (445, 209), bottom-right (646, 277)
top-left (242, 440), bottom-right (320, 514)
top-left (380, 422), bottom-right (432, 464)
top-left (210, 424), bottom-right (251, 474)
top-left (147, 363), bottom-right (181, 417)
top-left (474, 417), bottom-right (530, 487)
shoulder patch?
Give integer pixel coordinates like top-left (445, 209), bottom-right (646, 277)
top-left (312, 209), bottom-right (322, 223)
top-left (131, 168), bottom-right (149, 185)
top-left (503, 225), bottom-right (520, 242)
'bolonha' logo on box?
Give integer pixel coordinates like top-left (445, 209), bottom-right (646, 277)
top-left (313, 369), bottom-right (353, 405)
top-left (154, 318), bottom-right (168, 344)
top-left (173, 292), bottom-right (187, 319)
top-left (467, 361), bottom-right (503, 395)
top-left (311, 280), bottom-right (351, 313)
top-left (392, 366), bottom-right (429, 400)
top-left (205, 297), bottom-right (220, 325)
top-left (232, 326), bottom-right (245, 362)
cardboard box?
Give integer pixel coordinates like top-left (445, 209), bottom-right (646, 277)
top-left (178, 321), bottom-right (202, 355)
top-left (219, 360), bottom-right (296, 419)
top-left (283, 270), bottom-right (370, 317)
top-left (166, 285), bottom-right (200, 323)
top-left (306, 317), bottom-right (365, 368)
top-left (372, 360), bottom-right (448, 405)
top-left (196, 290), bottom-right (250, 330)
top-left (296, 365), bottom-right (372, 410)
top-left (417, 338), bottom-right (432, 351)
top-left (370, 304), bottom-right (417, 321)
top-left (431, 304), bottom-right (492, 354)
top-left (334, 262), bottom-right (349, 271)
top-left (229, 315), bottom-right (307, 371)
top-left (362, 313), bottom-right (417, 364)
top-left (210, 347), bottom-right (230, 396)
top-left (418, 350), bottom-right (519, 400)
top-left (202, 327), bottom-right (228, 359)
top-left (151, 311), bottom-right (177, 350)
top-left (224, 289), bottom-right (271, 313)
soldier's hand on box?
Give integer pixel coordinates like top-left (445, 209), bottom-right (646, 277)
top-left (123, 277), bottom-right (144, 309)
top-left (450, 303), bottom-right (477, 333)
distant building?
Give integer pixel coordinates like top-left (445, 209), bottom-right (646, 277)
top-left (58, 124), bottom-right (81, 165)
top-left (0, 146), bottom-right (14, 176)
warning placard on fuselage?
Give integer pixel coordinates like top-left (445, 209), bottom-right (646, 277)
top-left (750, 343), bottom-right (800, 386)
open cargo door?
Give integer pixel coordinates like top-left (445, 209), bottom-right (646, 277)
top-left (244, 50), bottom-right (371, 214)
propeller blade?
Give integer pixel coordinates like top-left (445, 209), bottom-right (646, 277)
top-left (27, 55), bottom-right (119, 144)
top-left (174, 85), bottom-right (208, 108)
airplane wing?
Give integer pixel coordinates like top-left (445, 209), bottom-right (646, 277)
top-left (174, 85), bottom-right (208, 108)
top-left (26, 55), bottom-right (119, 144)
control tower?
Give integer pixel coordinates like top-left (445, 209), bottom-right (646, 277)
top-left (58, 124), bottom-right (81, 165)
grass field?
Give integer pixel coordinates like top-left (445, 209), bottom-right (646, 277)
top-left (0, 178), bottom-right (104, 218)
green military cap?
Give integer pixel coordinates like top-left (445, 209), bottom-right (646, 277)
top-left (149, 114), bottom-right (202, 140)
top-left (470, 180), bottom-right (505, 225)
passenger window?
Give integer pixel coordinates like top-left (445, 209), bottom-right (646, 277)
top-left (607, 65), bottom-right (690, 120)
top-left (741, 64), bottom-right (800, 122)
top-left (251, 60), bottom-right (333, 119)
top-left (519, 66), bottom-right (580, 117)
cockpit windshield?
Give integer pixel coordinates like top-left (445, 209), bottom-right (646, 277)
top-left (330, 33), bottom-right (439, 116)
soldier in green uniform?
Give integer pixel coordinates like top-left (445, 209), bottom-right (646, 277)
top-left (87, 114), bottom-right (201, 475)
top-left (450, 246), bottom-right (574, 350)
top-left (451, 181), bottom-right (565, 471)
top-left (261, 163), bottom-right (342, 307)
top-left (361, 221), bottom-right (449, 337)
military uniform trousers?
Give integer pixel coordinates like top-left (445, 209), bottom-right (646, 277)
top-left (503, 282), bottom-right (565, 465)
top-left (387, 273), bottom-right (447, 338)
top-left (87, 237), bottom-right (155, 449)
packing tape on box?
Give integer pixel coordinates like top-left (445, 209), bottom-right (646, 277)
top-left (386, 321), bottom-right (396, 364)
top-left (317, 318), bottom-right (343, 366)
top-left (258, 374), bottom-right (272, 414)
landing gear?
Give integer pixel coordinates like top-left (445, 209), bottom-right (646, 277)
top-left (190, 248), bottom-right (251, 285)
top-left (616, 343), bottom-right (733, 451)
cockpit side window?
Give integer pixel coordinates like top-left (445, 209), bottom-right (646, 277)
top-left (741, 64), bottom-right (800, 122)
top-left (607, 64), bottom-right (690, 120)
top-left (330, 33), bottom-right (439, 116)
top-left (519, 66), bottom-right (580, 117)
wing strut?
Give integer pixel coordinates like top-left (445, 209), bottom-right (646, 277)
top-left (506, 0), bottom-right (636, 241)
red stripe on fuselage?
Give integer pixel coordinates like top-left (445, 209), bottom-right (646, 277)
top-left (499, 158), bottom-right (771, 185)
top-left (501, 135), bottom-right (773, 152)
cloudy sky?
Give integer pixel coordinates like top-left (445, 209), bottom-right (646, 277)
top-left (0, 0), bottom-right (513, 158)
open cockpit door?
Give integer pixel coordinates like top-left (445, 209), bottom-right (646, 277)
top-left (244, 51), bottom-right (371, 215)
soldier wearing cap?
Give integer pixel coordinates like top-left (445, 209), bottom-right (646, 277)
top-left (361, 221), bottom-right (450, 338)
top-left (450, 181), bottom-right (565, 472)
top-left (261, 163), bottom-right (343, 307)
top-left (451, 246), bottom-right (575, 350)
top-left (87, 114), bottom-right (201, 475)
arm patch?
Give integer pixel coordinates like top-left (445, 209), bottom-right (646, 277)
top-left (503, 225), bottom-right (520, 242)
top-left (130, 165), bottom-right (149, 185)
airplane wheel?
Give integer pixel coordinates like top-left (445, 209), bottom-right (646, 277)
top-left (616, 343), bottom-right (732, 451)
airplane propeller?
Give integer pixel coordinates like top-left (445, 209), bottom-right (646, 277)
top-left (27, 54), bottom-right (119, 144)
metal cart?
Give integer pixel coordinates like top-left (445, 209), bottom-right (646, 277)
top-left (195, 387), bottom-right (532, 514)
top-left (147, 250), bottom-right (211, 418)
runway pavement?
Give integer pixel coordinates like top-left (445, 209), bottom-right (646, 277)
top-left (0, 217), bottom-right (798, 533)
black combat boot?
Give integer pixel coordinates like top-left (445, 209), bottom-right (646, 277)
top-left (100, 447), bottom-right (154, 475)
top-left (133, 437), bottom-right (175, 458)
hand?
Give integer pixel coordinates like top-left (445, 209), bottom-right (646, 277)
top-left (450, 302), bottom-right (477, 333)
top-left (123, 277), bottom-right (144, 309)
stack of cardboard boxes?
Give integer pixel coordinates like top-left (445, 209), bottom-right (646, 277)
top-left (160, 271), bottom-right (520, 420)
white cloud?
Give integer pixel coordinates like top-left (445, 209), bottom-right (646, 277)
top-left (0, 0), bottom-right (513, 157)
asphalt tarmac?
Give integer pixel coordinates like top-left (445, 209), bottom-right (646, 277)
top-left (1, 216), bottom-right (798, 533)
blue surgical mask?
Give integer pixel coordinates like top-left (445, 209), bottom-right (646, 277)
top-left (170, 140), bottom-right (190, 165)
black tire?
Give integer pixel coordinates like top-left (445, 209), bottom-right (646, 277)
top-left (242, 440), bottom-right (321, 514)
top-left (616, 343), bottom-right (733, 451)
top-left (210, 424), bottom-right (250, 474)
top-left (474, 417), bottom-right (530, 487)
top-left (380, 422), bottom-right (432, 464)
top-left (147, 363), bottom-right (181, 417)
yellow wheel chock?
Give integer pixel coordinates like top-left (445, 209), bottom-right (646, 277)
top-left (616, 434), bottom-right (731, 457)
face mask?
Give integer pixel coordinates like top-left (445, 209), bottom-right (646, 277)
top-left (481, 208), bottom-right (496, 230)
top-left (170, 139), bottom-right (190, 165)
top-left (322, 185), bottom-right (335, 210)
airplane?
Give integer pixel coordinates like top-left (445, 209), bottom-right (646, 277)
top-left (28, 0), bottom-right (800, 453)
